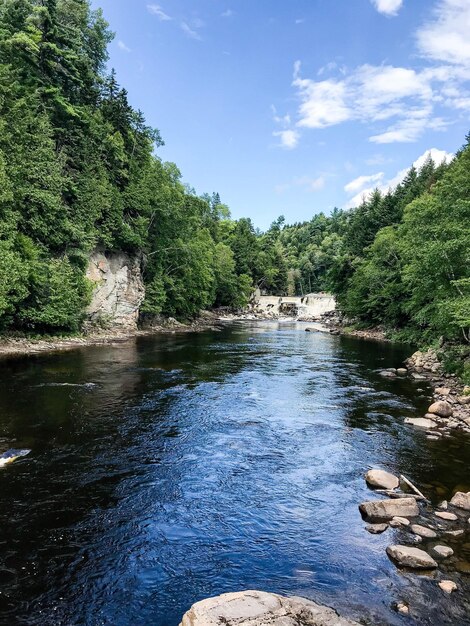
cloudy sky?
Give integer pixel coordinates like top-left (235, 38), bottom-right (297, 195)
top-left (92, 0), bottom-right (469, 229)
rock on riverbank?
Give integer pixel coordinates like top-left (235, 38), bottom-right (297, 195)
top-left (405, 349), bottom-right (470, 433)
top-left (179, 590), bottom-right (362, 626)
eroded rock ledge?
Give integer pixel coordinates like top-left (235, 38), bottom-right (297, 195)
top-left (179, 590), bottom-right (361, 626)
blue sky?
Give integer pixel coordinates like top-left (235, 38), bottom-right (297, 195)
top-left (91, 0), bottom-right (469, 229)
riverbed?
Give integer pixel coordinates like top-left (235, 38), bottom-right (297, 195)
top-left (0, 321), bottom-right (469, 625)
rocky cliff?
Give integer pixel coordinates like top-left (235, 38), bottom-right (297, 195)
top-left (85, 250), bottom-right (145, 328)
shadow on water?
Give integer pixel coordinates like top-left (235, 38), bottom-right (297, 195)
top-left (0, 321), bottom-right (469, 625)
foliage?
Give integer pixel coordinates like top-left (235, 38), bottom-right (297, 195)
top-left (0, 0), bottom-right (468, 366)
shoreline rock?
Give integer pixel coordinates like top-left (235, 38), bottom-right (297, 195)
top-left (386, 545), bottom-right (438, 570)
top-left (359, 497), bottom-right (419, 522)
top-left (365, 469), bottom-right (399, 490)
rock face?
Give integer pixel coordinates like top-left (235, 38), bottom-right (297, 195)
top-left (359, 498), bottom-right (419, 522)
top-left (428, 401), bottom-right (453, 418)
top-left (386, 545), bottom-right (438, 569)
top-left (86, 250), bottom-right (145, 328)
top-left (179, 590), bottom-right (361, 626)
top-left (450, 491), bottom-right (470, 511)
top-left (365, 469), bottom-right (399, 490)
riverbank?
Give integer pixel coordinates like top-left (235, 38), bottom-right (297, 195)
top-left (0, 312), bottom-right (224, 359)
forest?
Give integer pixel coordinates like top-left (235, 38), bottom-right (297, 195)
top-left (0, 1), bottom-right (469, 377)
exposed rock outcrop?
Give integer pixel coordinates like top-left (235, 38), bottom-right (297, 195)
top-left (179, 590), bottom-right (361, 626)
top-left (86, 250), bottom-right (144, 328)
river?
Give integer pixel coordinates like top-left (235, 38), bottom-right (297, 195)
top-left (0, 321), bottom-right (469, 625)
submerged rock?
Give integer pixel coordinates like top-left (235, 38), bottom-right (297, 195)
top-left (365, 469), bottom-right (399, 490)
top-left (450, 491), bottom-right (470, 511)
top-left (359, 498), bottom-right (419, 522)
top-left (404, 417), bottom-right (436, 429)
top-left (428, 401), bottom-right (453, 418)
top-left (432, 545), bottom-right (454, 559)
top-left (386, 545), bottom-right (438, 569)
top-left (179, 590), bottom-right (362, 626)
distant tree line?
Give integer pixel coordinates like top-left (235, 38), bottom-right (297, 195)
top-left (0, 2), bottom-right (469, 381)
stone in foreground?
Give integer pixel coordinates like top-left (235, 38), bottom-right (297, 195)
top-left (179, 590), bottom-right (361, 626)
top-left (359, 498), bottom-right (419, 523)
top-left (427, 401), bottom-right (453, 418)
top-left (450, 491), bottom-right (470, 511)
top-left (386, 545), bottom-right (438, 570)
top-left (365, 469), bottom-right (399, 490)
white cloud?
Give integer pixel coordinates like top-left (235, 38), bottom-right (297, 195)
top-left (347, 147), bottom-right (453, 206)
top-left (289, 54), bottom-right (469, 144)
top-left (275, 175), bottom-right (326, 194)
top-left (417, 0), bottom-right (470, 66)
top-left (180, 21), bottom-right (203, 40)
top-left (295, 175), bottom-right (326, 191)
top-left (117, 40), bottom-right (131, 53)
top-left (221, 9), bottom-right (234, 18)
top-left (371, 110), bottom-right (448, 144)
top-left (344, 172), bottom-right (384, 194)
top-left (277, 2), bottom-right (470, 148)
top-left (293, 62), bottom-right (434, 136)
top-left (295, 18), bottom-right (306, 24)
top-left (371, 0), bottom-right (403, 16)
top-left (147, 4), bottom-right (172, 20)
top-left (293, 72), bottom-right (350, 129)
top-left (273, 130), bottom-right (300, 149)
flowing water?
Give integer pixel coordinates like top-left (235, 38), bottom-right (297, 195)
top-left (0, 321), bottom-right (469, 626)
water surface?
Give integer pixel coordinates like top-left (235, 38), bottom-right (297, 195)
top-left (0, 322), bottom-right (469, 625)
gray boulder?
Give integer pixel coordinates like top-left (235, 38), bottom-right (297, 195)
top-left (450, 491), bottom-right (470, 511)
top-left (179, 590), bottom-right (362, 626)
top-left (365, 469), bottom-right (399, 490)
top-left (432, 545), bottom-right (454, 559)
top-left (410, 524), bottom-right (437, 539)
top-left (428, 401), bottom-right (453, 418)
top-left (386, 545), bottom-right (438, 569)
top-left (359, 497), bottom-right (419, 522)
